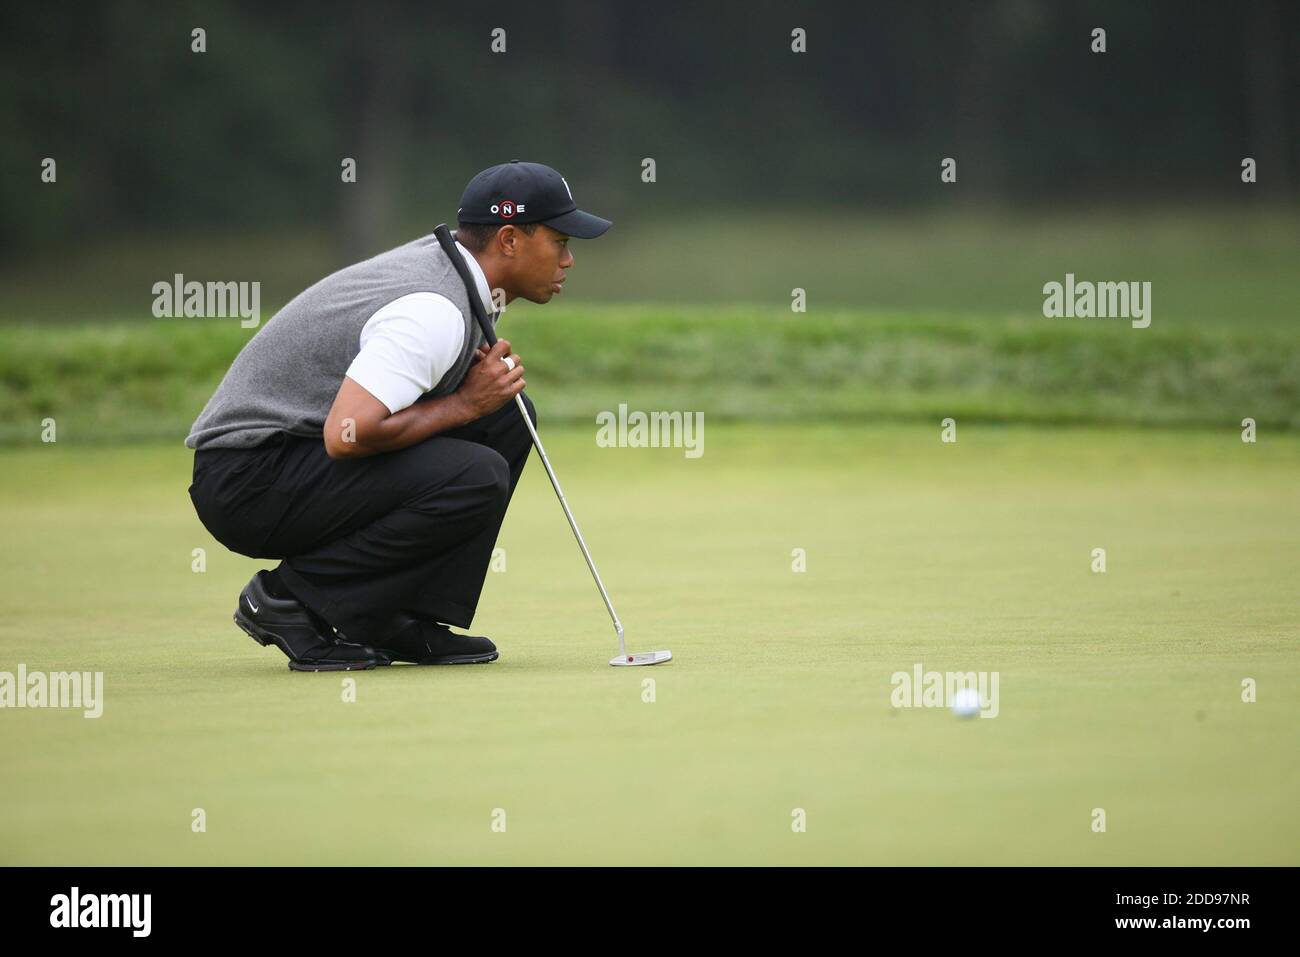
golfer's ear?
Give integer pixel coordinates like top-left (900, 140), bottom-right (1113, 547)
top-left (498, 225), bottom-right (519, 256)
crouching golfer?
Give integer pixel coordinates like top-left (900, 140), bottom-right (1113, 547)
top-left (186, 161), bottom-right (610, 671)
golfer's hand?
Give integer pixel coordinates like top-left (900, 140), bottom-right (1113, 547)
top-left (457, 339), bottom-right (525, 419)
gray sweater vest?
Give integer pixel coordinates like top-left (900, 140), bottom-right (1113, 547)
top-left (185, 233), bottom-right (494, 450)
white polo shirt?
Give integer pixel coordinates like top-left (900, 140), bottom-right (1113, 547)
top-left (344, 240), bottom-right (499, 415)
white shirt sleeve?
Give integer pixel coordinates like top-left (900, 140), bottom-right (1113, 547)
top-left (345, 292), bottom-right (467, 415)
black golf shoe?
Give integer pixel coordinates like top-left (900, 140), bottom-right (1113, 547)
top-left (372, 615), bottom-right (499, 665)
top-left (233, 571), bottom-right (389, 672)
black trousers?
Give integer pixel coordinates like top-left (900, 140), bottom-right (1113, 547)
top-left (188, 395), bottom-right (535, 644)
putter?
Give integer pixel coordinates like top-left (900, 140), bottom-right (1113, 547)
top-left (432, 224), bottom-right (671, 667)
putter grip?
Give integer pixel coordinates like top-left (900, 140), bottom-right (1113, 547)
top-left (432, 223), bottom-right (498, 347)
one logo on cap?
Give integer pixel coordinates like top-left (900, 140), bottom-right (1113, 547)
top-left (491, 200), bottom-right (523, 219)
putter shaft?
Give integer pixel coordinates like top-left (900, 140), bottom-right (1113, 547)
top-left (512, 394), bottom-right (626, 657)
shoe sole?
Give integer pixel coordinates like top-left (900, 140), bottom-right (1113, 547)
top-left (286, 659), bottom-right (381, 673)
top-left (415, 651), bottom-right (499, 665)
top-left (378, 650), bottom-right (500, 665)
top-left (234, 609), bottom-right (383, 672)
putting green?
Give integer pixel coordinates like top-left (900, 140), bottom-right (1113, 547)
top-left (0, 424), bottom-right (1295, 865)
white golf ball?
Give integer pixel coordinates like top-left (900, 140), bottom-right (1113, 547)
top-left (951, 688), bottom-right (981, 718)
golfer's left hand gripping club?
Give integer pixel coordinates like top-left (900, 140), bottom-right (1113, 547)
top-left (432, 224), bottom-right (671, 667)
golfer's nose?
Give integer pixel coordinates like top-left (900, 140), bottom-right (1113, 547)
top-left (560, 247), bottom-right (574, 268)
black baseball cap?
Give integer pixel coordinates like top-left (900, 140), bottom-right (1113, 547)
top-left (457, 160), bottom-right (612, 239)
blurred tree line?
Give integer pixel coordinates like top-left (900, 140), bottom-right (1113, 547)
top-left (1, 0), bottom-right (1295, 260)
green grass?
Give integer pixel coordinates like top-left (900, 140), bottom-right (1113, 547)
top-left (1, 303), bottom-right (1297, 447)
top-left (0, 424), bottom-right (1296, 864)
top-left (3, 207), bottom-right (1299, 322)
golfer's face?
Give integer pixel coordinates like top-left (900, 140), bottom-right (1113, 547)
top-left (519, 224), bottom-right (574, 302)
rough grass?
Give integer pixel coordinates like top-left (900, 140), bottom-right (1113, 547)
top-left (0, 303), bottom-right (1295, 446)
top-left (4, 207), bottom-right (1299, 322)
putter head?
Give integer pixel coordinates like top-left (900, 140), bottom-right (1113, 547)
top-left (609, 650), bottom-right (673, 667)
